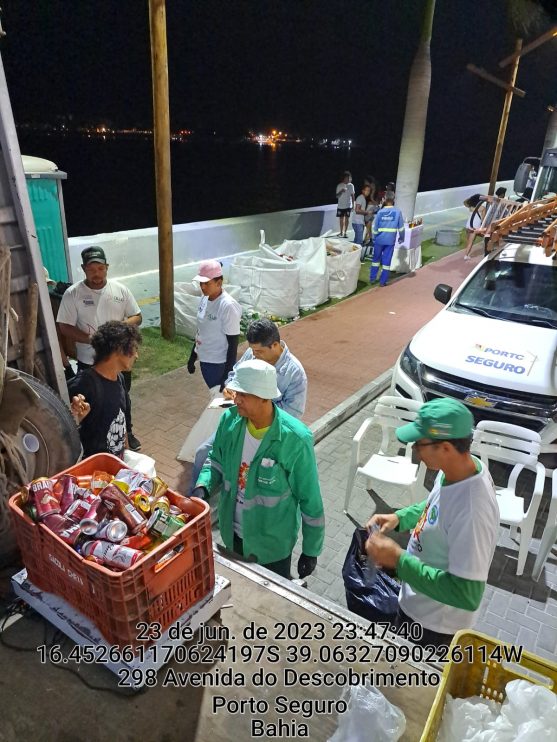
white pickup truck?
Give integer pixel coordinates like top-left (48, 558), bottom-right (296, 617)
top-left (391, 242), bottom-right (557, 452)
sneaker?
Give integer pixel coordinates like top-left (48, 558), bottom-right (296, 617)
top-left (127, 433), bottom-right (142, 451)
top-left (464, 255), bottom-right (470, 261)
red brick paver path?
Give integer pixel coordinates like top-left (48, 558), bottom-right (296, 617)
top-left (132, 250), bottom-right (479, 492)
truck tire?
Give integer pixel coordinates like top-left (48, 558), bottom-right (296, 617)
top-left (16, 371), bottom-right (82, 479)
top-left (0, 372), bottom-right (82, 565)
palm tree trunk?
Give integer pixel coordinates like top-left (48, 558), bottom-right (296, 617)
top-left (394, 0), bottom-right (436, 222)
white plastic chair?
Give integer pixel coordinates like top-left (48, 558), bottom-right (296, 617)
top-left (344, 395), bottom-right (427, 515)
top-left (471, 420), bottom-right (546, 577)
top-left (533, 470), bottom-right (557, 581)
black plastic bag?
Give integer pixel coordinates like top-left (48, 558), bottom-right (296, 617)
top-left (342, 528), bottom-right (401, 623)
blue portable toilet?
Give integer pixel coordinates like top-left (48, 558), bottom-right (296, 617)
top-left (23, 155), bottom-right (70, 282)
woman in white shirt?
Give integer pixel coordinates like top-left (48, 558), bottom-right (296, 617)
top-left (463, 194), bottom-right (486, 260)
top-left (352, 184), bottom-right (371, 246)
top-left (187, 260), bottom-right (242, 390)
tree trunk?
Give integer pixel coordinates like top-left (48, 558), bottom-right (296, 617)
top-left (543, 109), bottom-right (557, 152)
top-left (394, 0), bottom-right (436, 222)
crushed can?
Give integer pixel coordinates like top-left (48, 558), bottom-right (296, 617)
top-left (147, 510), bottom-right (185, 540)
top-left (29, 478), bottom-right (60, 520)
top-left (81, 540), bottom-right (142, 570)
top-left (95, 519), bottom-right (128, 543)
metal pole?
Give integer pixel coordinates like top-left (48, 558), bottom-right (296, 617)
top-left (148, 0), bottom-right (175, 339)
top-left (489, 38), bottom-right (522, 196)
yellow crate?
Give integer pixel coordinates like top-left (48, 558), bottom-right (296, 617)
top-left (421, 629), bottom-right (557, 741)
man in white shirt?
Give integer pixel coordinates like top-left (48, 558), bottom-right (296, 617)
top-left (336, 171), bottom-right (355, 238)
top-left (57, 246), bottom-right (143, 450)
top-left (366, 398), bottom-right (499, 649)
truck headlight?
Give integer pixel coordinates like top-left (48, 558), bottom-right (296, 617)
top-left (400, 345), bottom-right (420, 383)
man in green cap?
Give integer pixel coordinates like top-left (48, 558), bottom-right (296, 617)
top-left (366, 398), bottom-right (499, 648)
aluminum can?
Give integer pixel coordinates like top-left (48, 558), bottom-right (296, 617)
top-left (169, 505), bottom-right (182, 516)
top-left (120, 532), bottom-right (154, 550)
top-left (101, 484), bottom-right (146, 534)
top-left (64, 498), bottom-right (91, 523)
top-left (83, 496), bottom-right (107, 523)
top-left (91, 470), bottom-right (112, 495)
top-left (151, 495), bottom-right (170, 514)
top-left (95, 519), bottom-right (128, 543)
top-left (55, 474), bottom-right (79, 514)
top-left (29, 478), bottom-right (60, 520)
top-left (42, 514), bottom-right (82, 547)
top-left (147, 510), bottom-right (185, 540)
top-left (81, 540), bottom-right (142, 570)
top-left (132, 488), bottom-right (151, 513)
top-left (150, 476), bottom-right (169, 499)
top-left (111, 479), bottom-right (130, 495)
top-left (79, 518), bottom-right (100, 537)
top-left (77, 487), bottom-right (98, 505)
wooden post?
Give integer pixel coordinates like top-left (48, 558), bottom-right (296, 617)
top-left (148, 0), bottom-right (175, 340)
top-left (489, 38), bottom-right (522, 195)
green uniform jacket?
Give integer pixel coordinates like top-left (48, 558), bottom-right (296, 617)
top-left (197, 405), bottom-right (325, 565)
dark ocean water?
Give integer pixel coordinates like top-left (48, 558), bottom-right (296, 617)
top-left (18, 132), bottom-right (514, 238)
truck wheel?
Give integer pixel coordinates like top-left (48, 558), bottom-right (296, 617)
top-left (15, 371), bottom-right (82, 480)
top-left (0, 372), bottom-right (82, 565)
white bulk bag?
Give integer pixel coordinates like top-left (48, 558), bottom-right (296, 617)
top-left (229, 244), bottom-right (300, 319)
top-left (326, 238), bottom-right (362, 299)
top-left (174, 282), bottom-right (242, 339)
top-left (174, 282), bottom-right (202, 339)
top-left (270, 235), bottom-right (329, 309)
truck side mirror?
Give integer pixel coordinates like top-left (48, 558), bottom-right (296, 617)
top-left (434, 284), bottom-right (452, 304)
top-left (514, 162), bottom-right (532, 195)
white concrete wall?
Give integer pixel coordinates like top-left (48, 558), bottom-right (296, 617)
top-left (68, 180), bottom-right (513, 281)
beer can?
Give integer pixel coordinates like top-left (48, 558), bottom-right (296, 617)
top-left (111, 479), bottom-right (130, 495)
top-left (169, 505), bottom-right (182, 516)
top-left (120, 532), bottom-right (154, 550)
top-left (81, 540), bottom-right (142, 570)
top-left (151, 495), bottom-right (170, 514)
top-left (76, 487), bottom-right (97, 504)
top-left (79, 518), bottom-right (100, 537)
top-left (132, 489), bottom-right (151, 513)
top-left (64, 498), bottom-right (91, 524)
top-left (83, 496), bottom-right (107, 523)
top-left (29, 478), bottom-right (60, 520)
top-left (101, 484), bottom-right (146, 534)
top-left (55, 474), bottom-right (79, 515)
top-left (91, 470), bottom-right (112, 495)
top-left (58, 519), bottom-right (84, 547)
top-left (146, 510), bottom-right (185, 540)
top-left (95, 519), bottom-right (128, 543)
top-left (150, 476), bottom-right (169, 499)
top-left (26, 503), bottom-right (38, 522)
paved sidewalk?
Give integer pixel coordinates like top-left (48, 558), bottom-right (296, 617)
top-left (131, 246), bottom-right (481, 488)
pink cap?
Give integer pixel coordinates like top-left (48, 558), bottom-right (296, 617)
top-left (193, 259), bottom-right (223, 283)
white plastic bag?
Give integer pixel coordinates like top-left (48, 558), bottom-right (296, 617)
top-left (123, 450), bottom-right (157, 477)
top-left (438, 680), bottom-right (557, 742)
top-left (177, 387), bottom-right (226, 463)
top-left (328, 684), bottom-right (406, 742)
top-left (174, 282), bottom-right (202, 339)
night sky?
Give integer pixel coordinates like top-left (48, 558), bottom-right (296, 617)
top-left (3, 1), bottom-right (557, 187)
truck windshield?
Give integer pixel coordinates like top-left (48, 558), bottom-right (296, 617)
top-left (534, 166), bottom-right (557, 200)
top-left (452, 260), bottom-right (557, 328)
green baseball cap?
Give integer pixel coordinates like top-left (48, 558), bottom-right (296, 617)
top-left (396, 398), bottom-right (474, 443)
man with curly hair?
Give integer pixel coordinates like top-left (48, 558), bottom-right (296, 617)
top-left (68, 321), bottom-right (142, 458)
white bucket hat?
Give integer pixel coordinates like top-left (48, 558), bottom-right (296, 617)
top-left (227, 359), bottom-right (281, 400)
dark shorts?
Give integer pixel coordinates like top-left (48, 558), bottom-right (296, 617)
top-left (336, 207), bottom-right (352, 218)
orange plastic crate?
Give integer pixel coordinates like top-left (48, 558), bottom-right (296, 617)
top-left (9, 453), bottom-right (215, 650)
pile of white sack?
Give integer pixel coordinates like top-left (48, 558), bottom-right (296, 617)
top-left (438, 679), bottom-right (557, 741)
